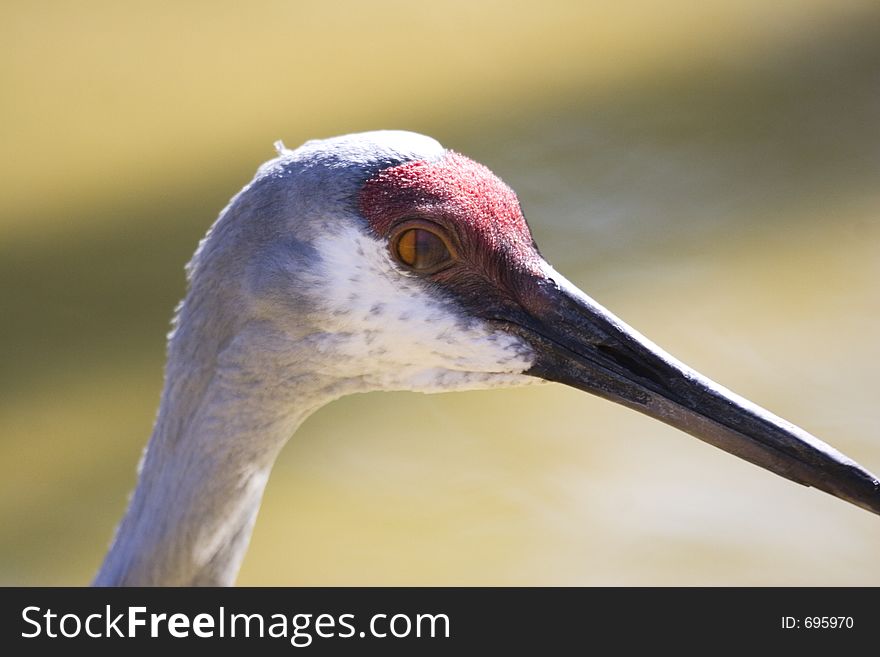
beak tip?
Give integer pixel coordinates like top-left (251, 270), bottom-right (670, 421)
top-left (825, 466), bottom-right (880, 517)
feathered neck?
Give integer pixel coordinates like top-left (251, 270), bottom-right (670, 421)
top-left (93, 279), bottom-right (336, 585)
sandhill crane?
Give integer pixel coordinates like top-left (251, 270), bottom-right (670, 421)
top-left (94, 130), bottom-right (879, 586)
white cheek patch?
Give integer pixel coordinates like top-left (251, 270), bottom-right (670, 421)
top-left (305, 222), bottom-right (537, 392)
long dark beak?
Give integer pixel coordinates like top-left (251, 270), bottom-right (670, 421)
top-left (510, 264), bottom-right (880, 516)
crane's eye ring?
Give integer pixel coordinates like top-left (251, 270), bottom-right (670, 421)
top-left (389, 220), bottom-right (456, 273)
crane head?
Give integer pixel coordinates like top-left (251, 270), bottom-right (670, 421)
top-left (199, 130), bottom-right (880, 517)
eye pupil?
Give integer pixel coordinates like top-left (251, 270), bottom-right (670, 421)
top-left (395, 227), bottom-right (452, 271)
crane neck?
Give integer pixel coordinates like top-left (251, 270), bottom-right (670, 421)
top-left (93, 301), bottom-right (337, 585)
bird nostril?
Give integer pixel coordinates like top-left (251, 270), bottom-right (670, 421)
top-left (594, 343), bottom-right (667, 389)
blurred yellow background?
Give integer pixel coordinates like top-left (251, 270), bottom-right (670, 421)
top-left (2, 0), bottom-right (878, 585)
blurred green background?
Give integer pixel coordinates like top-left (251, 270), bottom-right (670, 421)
top-left (2, 0), bottom-right (879, 585)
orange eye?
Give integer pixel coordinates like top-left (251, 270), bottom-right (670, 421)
top-left (392, 225), bottom-right (455, 272)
